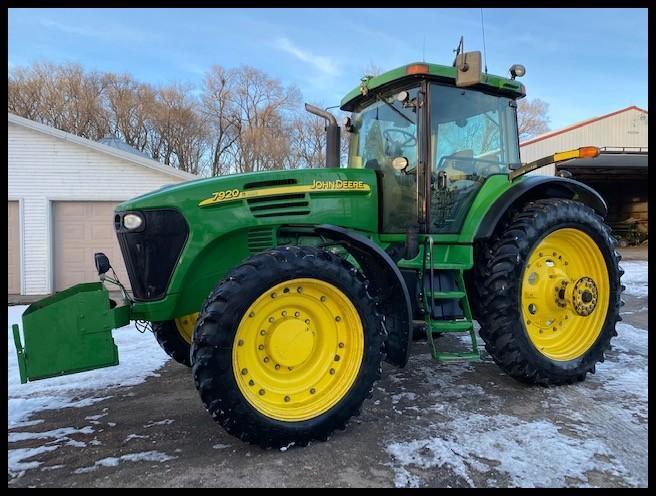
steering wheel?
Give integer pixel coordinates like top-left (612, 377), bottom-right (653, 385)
top-left (382, 129), bottom-right (416, 149)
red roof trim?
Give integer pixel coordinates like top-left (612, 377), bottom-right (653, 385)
top-left (520, 105), bottom-right (648, 147)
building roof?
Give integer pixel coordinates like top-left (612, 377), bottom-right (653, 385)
top-left (97, 136), bottom-right (151, 158)
top-left (520, 106), bottom-right (648, 148)
top-left (8, 113), bottom-right (198, 181)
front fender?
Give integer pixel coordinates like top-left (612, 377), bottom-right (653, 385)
top-left (314, 225), bottom-right (413, 368)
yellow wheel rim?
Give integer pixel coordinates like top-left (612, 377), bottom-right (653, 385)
top-left (232, 278), bottom-right (364, 422)
top-left (521, 228), bottom-right (609, 361)
top-left (174, 312), bottom-right (199, 345)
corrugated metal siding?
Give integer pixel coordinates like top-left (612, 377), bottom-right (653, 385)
top-left (521, 108), bottom-right (648, 169)
top-left (8, 122), bottom-right (190, 295)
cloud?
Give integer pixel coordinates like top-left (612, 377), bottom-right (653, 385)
top-left (272, 36), bottom-right (339, 77)
top-left (39, 17), bottom-right (160, 44)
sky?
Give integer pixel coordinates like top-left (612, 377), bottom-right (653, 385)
top-left (8, 8), bottom-right (648, 130)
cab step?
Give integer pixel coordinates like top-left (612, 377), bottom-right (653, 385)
top-left (430, 290), bottom-right (466, 300)
top-left (433, 351), bottom-right (480, 362)
top-left (429, 320), bottom-right (473, 332)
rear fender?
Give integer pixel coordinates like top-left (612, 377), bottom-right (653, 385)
top-left (475, 176), bottom-right (608, 241)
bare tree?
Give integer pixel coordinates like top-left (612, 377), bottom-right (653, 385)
top-left (362, 62), bottom-right (384, 77)
top-left (201, 65), bottom-right (240, 176)
top-left (288, 112), bottom-right (326, 168)
top-left (517, 98), bottom-right (550, 141)
top-left (229, 66), bottom-right (301, 173)
top-left (9, 61), bottom-right (327, 176)
top-left (149, 83), bottom-right (208, 174)
top-left (104, 73), bottom-right (156, 153)
top-left (9, 62), bottom-right (110, 139)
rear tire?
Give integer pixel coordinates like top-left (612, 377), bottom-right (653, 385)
top-left (474, 199), bottom-right (623, 385)
top-left (191, 246), bottom-right (384, 448)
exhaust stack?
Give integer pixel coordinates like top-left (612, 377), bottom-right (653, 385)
top-left (304, 103), bottom-right (340, 168)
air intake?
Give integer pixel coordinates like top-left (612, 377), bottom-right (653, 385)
top-left (247, 194), bottom-right (310, 218)
top-left (247, 227), bottom-right (276, 254)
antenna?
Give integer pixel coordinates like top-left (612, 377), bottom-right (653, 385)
top-left (452, 35), bottom-right (464, 66)
top-left (422, 35), bottom-right (426, 62)
top-left (480, 8), bottom-right (488, 75)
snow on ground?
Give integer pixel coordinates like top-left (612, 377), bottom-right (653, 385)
top-left (8, 305), bottom-right (170, 427)
top-left (8, 305), bottom-right (170, 476)
top-left (619, 261), bottom-right (648, 298)
top-left (73, 451), bottom-right (177, 474)
top-left (385, 261), bottom-right (648, 488)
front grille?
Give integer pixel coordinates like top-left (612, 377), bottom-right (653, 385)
top-left (115, 209), bottom-right (189, 301)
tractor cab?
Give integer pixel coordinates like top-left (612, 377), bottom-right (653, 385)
top-left (340, 58), bottom-right (525, 235)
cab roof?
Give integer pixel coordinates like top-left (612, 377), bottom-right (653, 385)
top-left (340, 61), bottom-right (526, 112)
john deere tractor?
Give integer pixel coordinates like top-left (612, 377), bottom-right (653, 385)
top-left (14, 51), bottom-right (623, 448)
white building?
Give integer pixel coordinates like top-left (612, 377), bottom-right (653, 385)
top-left (8, 113), bottom-right (197, 296)
top-left (520, 106), bottom-right (648, 241)
top-left (520, 105), bottom-right (648, 176)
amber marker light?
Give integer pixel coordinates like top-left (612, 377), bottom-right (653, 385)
top-left (406, 64), bottom-right (429, 75)
top-left (578, 146), bottom-right (600, 159)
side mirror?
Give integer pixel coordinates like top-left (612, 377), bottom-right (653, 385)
top-left (94, 252), bottom-right (111, 276)
top-left (455, 51), bottom-right (482, 87)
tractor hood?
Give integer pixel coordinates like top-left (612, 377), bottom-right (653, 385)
top-left (115, 167), bottom-right (378, 213)
top-left (113, 167), bottom-right (380, 317)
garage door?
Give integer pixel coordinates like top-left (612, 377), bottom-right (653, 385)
top-left (8, 201), bottom-right (20, 294)
top-left (53, 202), bottom-right (130, 292)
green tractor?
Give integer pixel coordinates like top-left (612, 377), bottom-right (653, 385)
top-left (13, 51), bottom-right (624, 448)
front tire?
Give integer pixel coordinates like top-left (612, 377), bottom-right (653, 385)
top-left (475, 199), bottom-right (623, 385)
top-left (191, 246), bottom-right (384, 447)
top-left (152, 315), bottom-right (197, 367)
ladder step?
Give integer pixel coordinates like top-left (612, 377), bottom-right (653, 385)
top-left (429, 320), bottom-right (473, 332)
top-left (434, 351), bottom-right (480, 362)
top-left (430, 290), bottom-right (466, 299)
top-left (433, 263), bottom-right (471, 270)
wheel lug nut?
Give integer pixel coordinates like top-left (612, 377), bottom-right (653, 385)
top-left (249, 312), bottom-right (255, 318)
top-left (271, 292), bottom-right (277, 299)
top-left (329, 368), bottom-right (335, 375)
top-left (275, 364), bottom-right (280, 370)
top-left (305, 319), bottom-right (310, 325)
top-left (259, 389), bottom-right (265, 395)
top-left (335, 316), bottom-right (341, 322)
top-left (282, 311), bottom-right (287, 317)
top-left (264, 357), bottom-right (270, 363)
top-left (334, 355), bottom-right (341, 361)
top-left (249, 379), bottom-right (255, 386)
top-left (297, 287), bottom-right (303, 293)
top-left (260, 330), bottom-right (266, 336)
top-left (241, 368), bottom-right (248, 375)
top-left (294, 311), bottom-right (300, 317)
top-left (258, 344), bottom-right (265, 350)
top-left (268, 317), bottom-right (275, 323)
top-left (310, 388), bottom-right (316, 394)
top-left (284, 396), bottom-right (290, 402)
top-left (338, 342), bottom-right (344, 348)
top-left (237, 340), bottom-right (244, 346)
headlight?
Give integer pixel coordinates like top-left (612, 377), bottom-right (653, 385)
top-left (123, 213), bottom-right (144, 230)
top-left (509, 64), bottom-right (526, 79)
